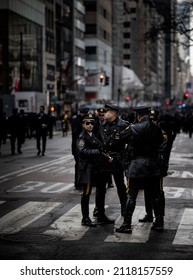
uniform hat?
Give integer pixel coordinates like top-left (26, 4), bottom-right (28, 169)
top-left (133, 106), bottom-right (149, 114)
top-left (79, 107), bottom-right (89, 114)
top-left (149, 108), bottom-right (159, 120)
top-left (104, 104), bottom-right (119, 112)
top-left (82, 113), bottom-right (95, 122)
top-left (97, 108), bottom-right (106, 116)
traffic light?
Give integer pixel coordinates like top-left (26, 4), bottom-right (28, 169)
top-left (165, 100), bottom-right (170, 106)
top-left (99, 73), bottom-right (104, 84)
top-left (183, 92), bottom-right (189, 100)
top-left (105, 76), bottom-right (110, 86)
top-left (125, 96), bottom-right (130, 102)
top-left (50, 106), bottom-right (55, 112)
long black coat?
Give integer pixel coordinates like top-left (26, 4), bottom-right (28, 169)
top-left (125, 116), bottom-right (164, 178)
top-left (76, 130), bottom-right (101, 184)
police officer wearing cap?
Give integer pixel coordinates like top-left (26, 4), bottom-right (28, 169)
top-left (71, 107), bottom-right (89, 190)
top-left (138, 108), bottom-right (168, 223)
top-left (116, 106), bottom-right (165, 234)
top-left (76, 113), bottom-right (102, 227)
top-left (95, 108), bottom-right (114, 188)
top-left (95, 103), bottom-right (129, 224)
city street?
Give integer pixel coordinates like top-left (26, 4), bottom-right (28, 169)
top-left (0, 130), bottom-right (193, 260)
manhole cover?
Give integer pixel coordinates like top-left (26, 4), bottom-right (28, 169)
top-left (0, 234), bottom-right (58, 243)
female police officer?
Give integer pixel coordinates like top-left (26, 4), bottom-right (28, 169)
top-left (76, 113), bottom-right (101, 227)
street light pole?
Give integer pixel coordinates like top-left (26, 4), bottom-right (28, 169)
top-left (19, 32), bottom-right (23, 91)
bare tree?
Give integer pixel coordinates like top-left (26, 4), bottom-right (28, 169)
top-left (145, 0), bottom-right (193, 48)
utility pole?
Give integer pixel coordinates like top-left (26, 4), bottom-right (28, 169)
top-left (19, 32), bottom-right (23, 91)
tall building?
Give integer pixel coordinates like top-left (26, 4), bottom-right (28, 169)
top-left (0, 0), bottom-right (45, 115)
top-left (72, 0), bottom-right (86, 102)
top-left (84, 0), bottom-right (113, 102)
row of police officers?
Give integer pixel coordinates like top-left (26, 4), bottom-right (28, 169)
top-left (74, 104), bottom-right (170, 233)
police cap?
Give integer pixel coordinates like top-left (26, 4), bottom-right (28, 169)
top-left (79, 107), bottom-right (89, 114)
top-left (104, 104), bottom-right (119, 112)
top-left (149, 108), bottom-right (159, 119)
top-left (82, 113), bottom-right (95, 123)
top-left (97, 108), bottom-right (106, 116)
top-left (133, 106), bottom-right (149, 114)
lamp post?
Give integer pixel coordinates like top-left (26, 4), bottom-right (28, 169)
top-left (19, 32), bottom-right (23, 91)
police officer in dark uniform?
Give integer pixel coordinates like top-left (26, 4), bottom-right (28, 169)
top-left (95, 108), bottom-right (114, 188)
top-left (116, 106), bottom-right (165, 234)
top-left (76, 113), bottom-right (102, 227)
top-left (71, 107), bottom-right (89, 190)
top-left (95, 104), bottom-right (129, 224)
top-left (138, 108), bottom-right (167, 223)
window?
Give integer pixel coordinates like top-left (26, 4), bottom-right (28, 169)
top-left (123, 43), bottom-right (130, 48)
top-left (86, 24), bottom-right (96, 34)
top-left (85, 1), bottom-right (97, 11)
top-left (123, 54), bottom-right (130, 59)
top-left (124, 22), bottom-right (130, 27)
top-left (123, 33), bottom-right (130, 38)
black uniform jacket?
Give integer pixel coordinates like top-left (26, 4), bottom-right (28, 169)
top-left (125, 116), bottom-right (164, 178)
top-left (76, 130), bottom-right (101, 184)
top-left (97, 117), bottom-right (129, 171)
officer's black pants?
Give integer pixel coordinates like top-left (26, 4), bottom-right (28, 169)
top-left (125, 176), bottom-right (163, 219)
top-left (81, 183), bottom-right (92, 218)
top-left (143, 177), bottom-right (165, 217)
top-left (96, 169), bottom-right (127, 217)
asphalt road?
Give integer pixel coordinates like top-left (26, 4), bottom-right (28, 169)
top-left (0, 130), bottom-right (193, 260)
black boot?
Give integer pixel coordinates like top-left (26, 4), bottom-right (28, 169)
top-left (151, 216), bottom-right (164, 231)
top-left (139, 214), bottom-right (153, 223)
top-left (115, 216), bottom-right (132, 234)
top-left (81, 217), bottom-right (97, 227)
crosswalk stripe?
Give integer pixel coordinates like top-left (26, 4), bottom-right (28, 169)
top-left (40, 183), bottom-right (74, 193)
top-left (0, 201), bottom-right (61, 234)
top-left (1, 200), bottom-right (193, 245)
top-left (44, 204), bottom-right (96, 241)
top-left (172, 208), bottom-right (193, 245)
top-left (105, 206), bottom-right (152, 243)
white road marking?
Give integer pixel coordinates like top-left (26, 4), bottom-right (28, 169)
top-left (0, 155), bottom-right (73, 182)
top-left (0, 201), bottom-right (61, 234)
top-left (6, 181), bottom-right (75, 193)
top-left (44, 204), bottom-right (97, 241)
top-left (0, 201), bottom-right (5, 205)
top-left (173, 208), bottom-right (193, 245)
top-left (41, 183), bottom-right (74, 193)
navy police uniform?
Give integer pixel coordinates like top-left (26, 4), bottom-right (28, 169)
top-left (76, 114), bottom-right (101, 227)
top-left (96, 104), bottom-right (129, 223)
top-left (116, 106), bottom-right (165, 234)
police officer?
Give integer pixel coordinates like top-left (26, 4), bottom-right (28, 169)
top-left (116, 106), bottom-right (165, 234)
top-left (76, 113), bottom-right (101, 227)
top-left (71, 107), bottom-right (89, 190)
top-left (95, 108), bottom-right (114, 188)
top-left (138, 108), bottom-right (167, 223)
top-left (95, 104), bottom-right (129, 224)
